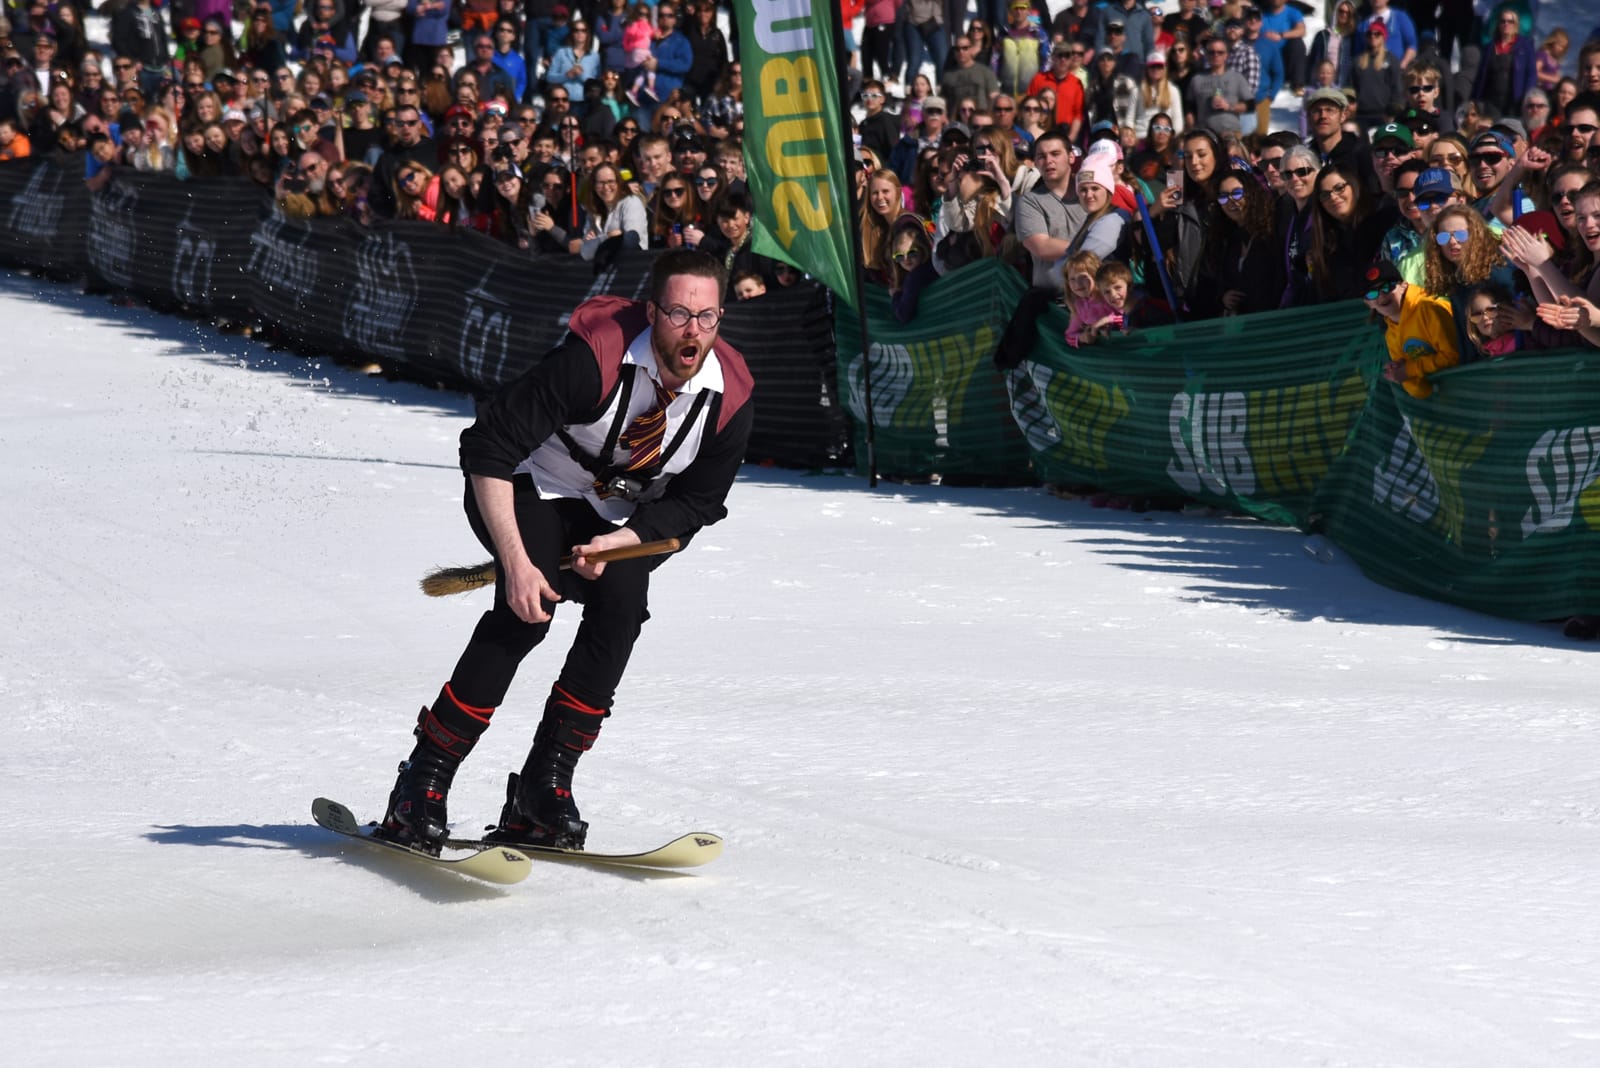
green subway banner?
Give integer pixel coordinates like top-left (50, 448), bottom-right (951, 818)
top-left (835, 258), bottom-right (1033, 479)
top-left (838, 259), bottom-right (1600, 621)
top-left (1016, 299), bottom-right (1382, 526)
top-left (731, 0), bottom-right (855, 299)
top-left (1315, 352), bottom-right (1600, 620)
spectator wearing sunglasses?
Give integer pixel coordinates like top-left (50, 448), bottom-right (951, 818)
top-left (390, 159), bottom-right (434, 219)
top-left (1378, 158), bottom-right (1432, 281)
top-left (370, 101), bottom-right (436, 216)
top-left (1190, 34), bottom-right (1251, 135)
top-left (1274, 143), bottom-right (1322, 306)
top-left (690, 161), bottom-right (726, 209)
top-left (1562, 93), bottom-right (1600, 163)
top-left (857, 79), bottom-right (900, 167)
top-left (546, 17), bottom-right (597, 94)
top-left (1363, 260), bottom-right (1458, 398)
top-left (525, 163), bottom-right (581, 254)
top-left (1423, 204), bottom-right (1518, 362)
top-left (339, 89), bottom-right (385, 163)
top-left (1028, 44), bottom-right (1085, 142)
top-left (1400, 59), bottom-right (1454, 136)
top-left (483, 21), bottom-right (527, 102)
top-left (646, 173), bottom-right (696, 249)
top-left (487, 161), bottom-right (535, 248)
top-left (459, 31), bottom-right (517, 105)
top-left (1192, 162), bottom-right (1283, 318)
top-left (1463, 129), bottom-right (1521, 217)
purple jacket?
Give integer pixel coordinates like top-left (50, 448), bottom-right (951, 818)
top-left (192, 0), bottom-right (234, 24)
top-left (1471, 36), bottom-right (1536, 114)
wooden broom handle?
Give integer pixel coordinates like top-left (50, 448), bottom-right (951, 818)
top-left (559, 537), bottom-right (681, 570)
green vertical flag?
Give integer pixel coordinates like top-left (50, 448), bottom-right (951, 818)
top-left (729, 0), bottom-right (857, 300)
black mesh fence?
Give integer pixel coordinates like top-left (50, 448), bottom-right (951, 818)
top-left (0, 155), bottom-right (849, 468)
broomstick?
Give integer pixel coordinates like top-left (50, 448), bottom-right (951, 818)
top-left (419, 538), bottom-right (682, 597)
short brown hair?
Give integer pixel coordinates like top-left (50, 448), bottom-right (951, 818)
top-left (650, 248), bottom-right (728, 304)
top-left (1095, 260), bottom-right (1133, 289)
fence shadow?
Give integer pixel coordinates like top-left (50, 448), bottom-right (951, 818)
top-left (0, 268), bottom-right (478, 422)
top-left (736, 468), bottom-right (1591, 650)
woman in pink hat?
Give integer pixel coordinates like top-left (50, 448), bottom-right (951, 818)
top-left (1065, 153), bottom-right (1127, 261)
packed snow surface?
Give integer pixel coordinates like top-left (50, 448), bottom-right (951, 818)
top-left (3, 270), bottom-right (1599, 1066)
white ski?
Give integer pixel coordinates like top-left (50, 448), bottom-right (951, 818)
top-left (312, 798), bottom-right (532, 885)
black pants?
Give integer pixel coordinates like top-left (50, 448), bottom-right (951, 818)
top-left (863, 24), bottom-right (896, 82)
top-left (447, 475), bottom-right (655, 714)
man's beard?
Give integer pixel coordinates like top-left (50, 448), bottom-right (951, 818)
top-left (652, 323), bottom-right (712, 385)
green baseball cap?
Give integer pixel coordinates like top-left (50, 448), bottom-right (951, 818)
top-left (1372, 122), bottom-right (1415, 149)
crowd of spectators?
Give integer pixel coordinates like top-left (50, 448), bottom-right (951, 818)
top-left (847, 0), bottom-right (1600, 381)
top-left (0, 0), bottom-right (790, 297)
top-left (1, 0), bottom-right (1599, 337)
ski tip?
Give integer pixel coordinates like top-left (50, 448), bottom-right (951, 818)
top-left (657, 831), bottom-right (724, 866)
top-left (312, 797), bottom-right (362, 834)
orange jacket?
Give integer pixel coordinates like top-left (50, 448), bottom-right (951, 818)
top-left (1027, 69), bottom-right (1085, 130)
top-left (0, 132), bottom-right (32, 162)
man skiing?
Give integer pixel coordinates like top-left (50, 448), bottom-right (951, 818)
top-left (379, 248), bottom-right (754, 854)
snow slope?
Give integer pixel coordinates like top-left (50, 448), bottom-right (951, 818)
top-left (3, 268), bottom-right (1600, 1066)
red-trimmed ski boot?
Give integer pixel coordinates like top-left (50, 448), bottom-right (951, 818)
top-left (484, 686), bottom-right (606, 850)
top-left (376, 685), bottom-right (493, 853)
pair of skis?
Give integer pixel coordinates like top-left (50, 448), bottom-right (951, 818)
top-left (311, 798), bottom-right (722, 886)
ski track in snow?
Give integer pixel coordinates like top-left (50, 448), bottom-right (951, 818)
top-left (4, 269), bottom-right (1600, 1065)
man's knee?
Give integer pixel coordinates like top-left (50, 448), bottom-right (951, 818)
top-left (588, 558), bottom-right (652, 613)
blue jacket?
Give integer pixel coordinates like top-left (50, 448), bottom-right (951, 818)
top-left (494, 49), bottom-right (529, 102)
top-left (597, 12), bottom-right (630, 74)
top-left (650, 30), bottom-right (694, 100)
top-left (1252, 35), bottom-right (1284, 102)
top-left (294, 25), bottom-right (358, 64)
top-left (268, 0), bottom-right (298, 36)
top-left (548, 45), bottom-right (599, 90)
top-left (1357, 10), bottom-right (1416, 63)
top-left (1471, 36), bottom-right (1536, 113)
top-left (406, 0), bottom-right (453, 48)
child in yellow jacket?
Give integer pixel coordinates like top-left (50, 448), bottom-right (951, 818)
top-left (1362, 261), bottom-right (1460, 398)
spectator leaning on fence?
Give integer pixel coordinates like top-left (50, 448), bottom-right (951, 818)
top-left (1192, 159), bottom-right (1282, 317)
top-left (1363, 259), bottom-right (1459, 399)
top-left (579, 160), bottom-right (648, 261)
top-left (861, 167), bottom-right (904, 280)
top-left (887, 213), bottom-right (939, 323)
top-left (1012, 128), bottom-right (1087, 293)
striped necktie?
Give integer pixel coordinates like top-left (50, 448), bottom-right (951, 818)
top-left (621, 379), bottom-right (680, 473)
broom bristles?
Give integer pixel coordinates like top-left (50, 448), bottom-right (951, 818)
top-left (419, 562), bottom-right (497, 597)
